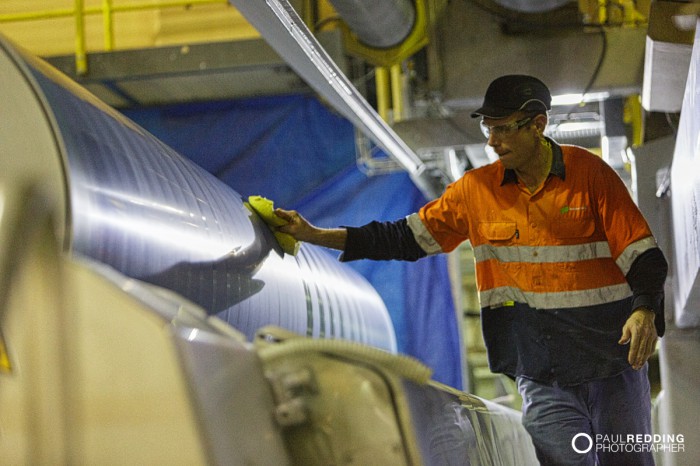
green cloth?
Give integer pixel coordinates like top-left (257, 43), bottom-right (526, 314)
top-left (247, 195), bottom-right (300, 255)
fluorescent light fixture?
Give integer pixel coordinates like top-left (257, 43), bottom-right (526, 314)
top-left (551, 92), bottom-right (611, 106)
top-left (551, 121), bottom-right (603, 133)
top-left (672, 14), bottom-right (697, 31)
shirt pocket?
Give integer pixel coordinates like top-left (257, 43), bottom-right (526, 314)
top-left (551, 214), bottom-right (595, 239)
top-left (478, 222), bottom-right (518, 243)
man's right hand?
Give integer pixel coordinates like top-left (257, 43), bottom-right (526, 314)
top-left (274, 208), bottom-right (312, 241)
top-left (274, 208), bottom-right (348, 250)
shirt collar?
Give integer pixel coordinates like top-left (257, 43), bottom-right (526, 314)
top-left (501, 137), bottom-right (566, 186)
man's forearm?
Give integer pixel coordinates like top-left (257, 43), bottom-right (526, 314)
top-left (301, 226), bottom-right (347, 251)
top-left (274, 208), bottom-right (347, 250)
top-left (625, 246), bottom-right (668, 337)
top-left (273, 208), bottom-right (427, 261)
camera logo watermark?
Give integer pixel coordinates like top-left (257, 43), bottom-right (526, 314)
top-left (572, 433), bottom-right (685, 454)
top-left (572, 433), bottom-right (594, 454)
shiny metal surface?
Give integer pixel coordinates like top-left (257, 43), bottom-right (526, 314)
top-left (403, 381), bottom-right (539, 465)
top-left (0, 186), bottom-right (290, 464)
top-left (0, 34), bottom-right (396, 352)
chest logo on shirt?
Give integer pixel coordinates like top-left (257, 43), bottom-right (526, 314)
top-left (560, 205), bottom-right (587, 214)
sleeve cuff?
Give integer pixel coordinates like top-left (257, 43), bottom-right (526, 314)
top-left (338, 226), bottom-right (366, 262)
top-left (631, 295), bottom-right (662, 315)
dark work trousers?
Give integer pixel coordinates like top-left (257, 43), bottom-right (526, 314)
top-left (517, 365), bottom-right (654, 466)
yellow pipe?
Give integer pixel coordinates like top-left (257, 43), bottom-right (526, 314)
top-left (0, 9), bottom-right (75, 22)
top-left (375, 66), bottom-right (390, 122)
top-left (598, 0), bottom-right (608, 25)
top-left (103, 0), bottom-right (115, 51)
top-left (390, 64), bottom-right (404, 123)
top-left (74, 0), bottom-right (87, 75)
top-left (625, 94), bottom-right (644, 148)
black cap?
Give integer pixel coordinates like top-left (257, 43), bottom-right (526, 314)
top-left (470, 75), bottom-right (552, 119)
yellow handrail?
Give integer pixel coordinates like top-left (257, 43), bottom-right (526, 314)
top-left (0, 0), bottom-right (228, 22)
top-left (75, 0), bottom-right (87, 75)
top-left (103, 0), bottom-right (114, 51)
top-left (0, 0), bottom-right (229, 74)
top-left (375, 66), bottom-right (390, 122)
top-left (107, 0), bottom-right (227, 13)
top-left (390, 63), bottom-right (403, 123)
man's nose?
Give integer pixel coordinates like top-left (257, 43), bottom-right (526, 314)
top-left (487, 133), bottom-right (500, 147)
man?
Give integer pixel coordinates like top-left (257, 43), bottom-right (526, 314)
top-left (275, 75), bottom-right (667, 465)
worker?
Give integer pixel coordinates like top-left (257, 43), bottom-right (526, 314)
top-left (274, 75), bottom-right (667, 466)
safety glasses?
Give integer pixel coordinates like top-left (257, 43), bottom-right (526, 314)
top-left (480, 117), bottom-right (532, 139)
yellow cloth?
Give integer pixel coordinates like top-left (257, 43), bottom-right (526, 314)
top-left (247, 195), bottom-right (300, 256)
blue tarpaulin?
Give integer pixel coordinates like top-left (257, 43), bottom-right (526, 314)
top-left (123, 93), bottom-right (463, 389)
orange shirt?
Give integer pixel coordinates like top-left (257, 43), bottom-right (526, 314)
top-left (416, 143), bottom-right (657, 311)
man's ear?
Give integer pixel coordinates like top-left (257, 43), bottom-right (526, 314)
top-left (533, 114), bottom-right (548, 134)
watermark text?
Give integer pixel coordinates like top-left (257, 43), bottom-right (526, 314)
top-left (572, 433), bottom-right (685, 454)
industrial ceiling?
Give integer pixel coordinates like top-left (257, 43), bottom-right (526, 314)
top-left (0, 0), bottom-right (692, 190)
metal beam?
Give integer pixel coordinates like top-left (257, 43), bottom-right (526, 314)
top-left (46, 32), bottom-right (346, 108)
top-left (227, 0), bottom-right (443, 199)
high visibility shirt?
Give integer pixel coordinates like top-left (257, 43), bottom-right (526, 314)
top-left (407, 140), bottom-right (664, 384)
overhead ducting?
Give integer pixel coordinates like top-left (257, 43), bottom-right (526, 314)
top-left (490, 0), bottom-right (573, 13)
top-left (327, 0), bottom-right (416, 49)
top-left (325, 0), bottom-right (571, 48)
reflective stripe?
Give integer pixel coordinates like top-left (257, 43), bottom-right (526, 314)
top-left (473, 241), bottom-right (612, 264)
top-left (480, 283), bottom-right (632, 310)
top-left (616, 236), bottom-right (658, 275)
top-left (407, 212), bottom-right (443, 255)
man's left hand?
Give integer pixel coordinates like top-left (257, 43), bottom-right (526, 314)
top-left (619, 308), bottom-right (658, 370)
